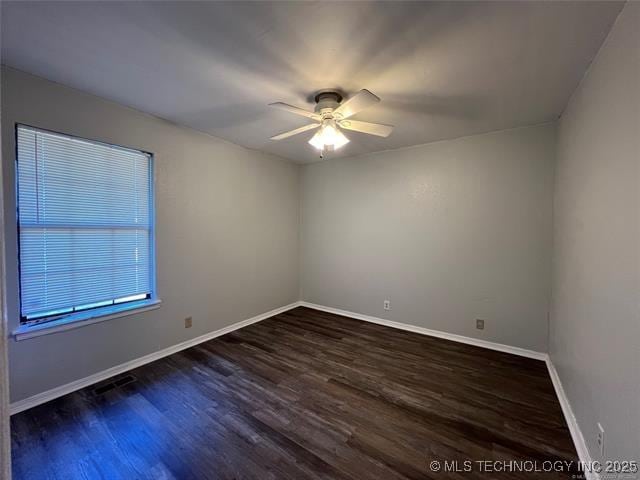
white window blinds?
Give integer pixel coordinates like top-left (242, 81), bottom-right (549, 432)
top-left (16, 125), bottom-right (154, 322)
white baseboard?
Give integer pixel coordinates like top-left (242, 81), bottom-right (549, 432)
top-left (299, 301), bottom-right (547, 360)
top-left (545, 357), bottom-right (597, 479)
top-left (300, 301), bottom-right (593, 476)
top-left (10, 301), bottom-right (302, 415)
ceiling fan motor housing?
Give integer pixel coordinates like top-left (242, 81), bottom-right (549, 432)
top-left (314, 91), bottom-right (343, 116)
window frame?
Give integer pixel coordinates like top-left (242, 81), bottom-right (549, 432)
top-left (14, 123), bottom-right (158, 329)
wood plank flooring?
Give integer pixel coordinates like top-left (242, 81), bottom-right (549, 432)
top-left (11, 307), bottom-right (578, 479)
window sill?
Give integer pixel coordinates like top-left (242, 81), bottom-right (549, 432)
top-left (13, 299), bottom-right (162, 341)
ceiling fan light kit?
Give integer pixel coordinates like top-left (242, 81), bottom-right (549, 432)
top-left (269, 89), bottom-right (394, 158)
top-left (308, 119), bottom-right (349, 151)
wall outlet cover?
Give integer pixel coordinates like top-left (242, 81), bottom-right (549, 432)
top-left (184, 316), bottom-right (193, 328)
top-left (383, 300), bottom-right (391, 311)
top-left (476, 319), bottom-right (485, 330)
top-left (597, 423), bottom-right (605, 456)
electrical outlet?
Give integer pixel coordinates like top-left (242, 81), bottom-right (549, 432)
top-left (383, 300), bottom-right (391, 311)
top-left (476, 319), bottom-right (485, 330)
top-left (184, 316), bottom-right (193, 329)
top-left (597, 423), bottom-right (605, 457)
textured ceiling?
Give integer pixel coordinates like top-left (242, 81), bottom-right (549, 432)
top-left (1, 1), bottom-right (624, 163)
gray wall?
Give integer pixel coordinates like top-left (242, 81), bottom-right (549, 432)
top-left (300, 124), bottom-right (555, 352)
top-left (551, 2), bottom-right (639, 463)
top-left (2, 68), bottom-right (300, 403)
top-left (0, 61), bottom-right (12, 479)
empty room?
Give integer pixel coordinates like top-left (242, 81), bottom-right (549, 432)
top-left (0, 1), bottom-right (637, 478)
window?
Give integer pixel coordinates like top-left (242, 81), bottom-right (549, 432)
top-left (16, 125), bottom-right (155, 325)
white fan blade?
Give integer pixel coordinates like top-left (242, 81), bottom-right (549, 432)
top-left (338, 119), bottom-right (393, 137)
top-left (270, 123), bottom-right (320, 141)
top-left (333, 89), bottom-right (380, 120)
top-left (269, 102), bottom-right (321, 120)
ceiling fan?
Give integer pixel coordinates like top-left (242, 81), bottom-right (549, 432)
top-left (269, 89), bottom-right (393, 156)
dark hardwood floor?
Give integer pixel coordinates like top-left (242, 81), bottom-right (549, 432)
top-left (12, 307), bottom-right (578, 479)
